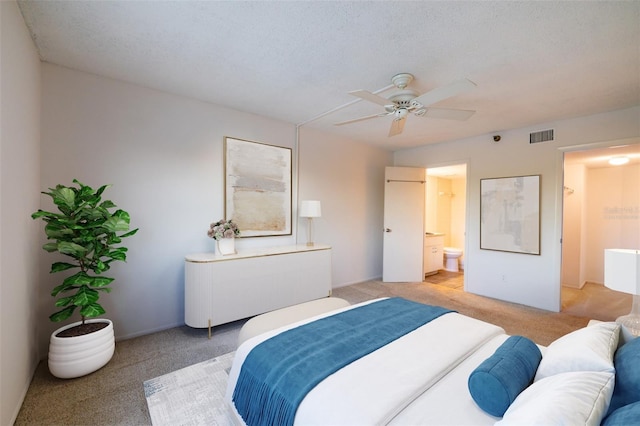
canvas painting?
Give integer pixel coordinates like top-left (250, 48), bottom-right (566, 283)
top-left (480, 175), bottom-right (540, 255)
top-left (224, 137), bottom-right (292, 237)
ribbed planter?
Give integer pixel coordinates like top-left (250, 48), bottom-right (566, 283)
top-left (48, 319), bottom-right (115, 379)
top-left (217, 237), bottom-right (236, 255)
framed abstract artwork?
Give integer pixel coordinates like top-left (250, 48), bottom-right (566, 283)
top-left (480, 175), bottom-right (541, 255)
top-left (224, 137), bottom-right (292, 237)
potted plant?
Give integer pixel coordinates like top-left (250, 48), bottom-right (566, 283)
top-left (207, 219), bottom-right (240, 255)
top-left (32, 179), bottom-right (138, 378)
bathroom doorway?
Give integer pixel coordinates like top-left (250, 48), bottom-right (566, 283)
top-left (424, 163), bottom-right (467, 288)
top-left (560, 142), bottom-right (639, 321)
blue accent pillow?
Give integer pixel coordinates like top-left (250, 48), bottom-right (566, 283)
top-left (608, 336), bottom-right (640, 414)
top-left (603, 401), bottom-right (640, 425)
top-left (468, 335), bottom-right (542, 417)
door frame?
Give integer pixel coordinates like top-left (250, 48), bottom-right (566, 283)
top-left (423, 160), bottom-right (469, 288)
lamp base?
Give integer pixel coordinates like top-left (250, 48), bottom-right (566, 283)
top-left (615, 314), bottom-right (640, 337)
top-left (615, 293), bottom-right (640, 336)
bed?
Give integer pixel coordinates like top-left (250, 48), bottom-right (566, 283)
top-left (225, 297), bottom-right (638, 425)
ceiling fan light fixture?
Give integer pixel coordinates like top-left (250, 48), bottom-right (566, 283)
top-left (609, 156), bottom-right (630, 166)
top-left (394, 109), bottom-right (408, 120)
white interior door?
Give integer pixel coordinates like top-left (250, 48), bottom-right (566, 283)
top-left (383, 167), bottom-right (426, 282)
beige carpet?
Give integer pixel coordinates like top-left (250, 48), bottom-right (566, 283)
top-left (15, 275), bottom-right (614, 425)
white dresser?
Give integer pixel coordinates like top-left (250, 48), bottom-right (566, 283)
top-left (184, 244), bottom-right (332, 336)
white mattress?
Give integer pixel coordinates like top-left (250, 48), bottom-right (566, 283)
top-left (225, 299), bottom-right (509, 425)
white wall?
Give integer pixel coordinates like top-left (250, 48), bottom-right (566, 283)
top-left (0, 2), bottom-right (41, 424)
top-left (39, 64), bottom-right (391, 357)
top-left (394, 107), bottom-right (640, 311)
top-left (297, 127), bottom-right (393, 286)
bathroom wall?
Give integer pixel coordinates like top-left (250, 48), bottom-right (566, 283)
top-left (584, 162), bottom-right (640, 283)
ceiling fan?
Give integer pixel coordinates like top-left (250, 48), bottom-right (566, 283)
top-left (335, 73), bottom-right (476, 137)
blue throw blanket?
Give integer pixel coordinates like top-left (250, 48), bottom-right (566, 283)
top-left (232, 297), bottom-right (453, 426)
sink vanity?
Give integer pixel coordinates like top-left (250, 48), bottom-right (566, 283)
top-left (424, 233), bottom-right (444, 277)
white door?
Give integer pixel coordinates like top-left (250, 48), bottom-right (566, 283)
top-left (383, 167), bottom-right (426, 282)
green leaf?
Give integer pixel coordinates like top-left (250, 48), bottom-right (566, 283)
top-left (57, 241), bottom-right (88, 257)
top-left (73, 286), bottom-right (99, 306)
top-left (54, 296), bottom-right (75, 307)
top-left (99, 200), bottom-right (116, 209)
top-left (50, 306), bottom-right (76, 322)
top-left (95, 185), bottom-right (111, 198)
top-left (43, 242), bottom-right (58, 252)
top-left (119, 228), bottom-right (139, 239)
top-left (89, 276), bottom-right (114, 288)
top-left (62, 272), bottom-right (92, 286)
top-left (50, 187), bottom-right (76, 209)
top-left (80, 303), bottom-right (105, 318)
top-left (107, 249), bottom-right (127, 262)
top-left (50, 262), bottom-right (78, 273)
top-left (51, 282), bottom-right (77, 297)
top-left (103, 216), bottom-right (130, 232)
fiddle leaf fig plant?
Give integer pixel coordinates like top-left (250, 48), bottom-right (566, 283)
top-left (32, 179), bottom-right (138, 324)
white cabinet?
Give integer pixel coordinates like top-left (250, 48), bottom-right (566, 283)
top-left (424, 235), bottom-right (444, 277)
top-left (185, 245), bottom-right (332, 335)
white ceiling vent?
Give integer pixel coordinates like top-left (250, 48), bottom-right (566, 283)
top-left (530, 129), bottom-right (554, 144)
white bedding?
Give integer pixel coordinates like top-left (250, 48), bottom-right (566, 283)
top-left (225, 299), bottom-right (510, 425)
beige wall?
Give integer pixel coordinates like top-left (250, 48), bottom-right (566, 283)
top-left (0, 2), bottom-right (42, 424)
top-left (297, 127), bottom-right (393, 285)
top-left (39, 63), bottom-right (391, 355)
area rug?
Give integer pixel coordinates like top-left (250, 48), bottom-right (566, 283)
top-left (144, 352), bottom-right (235, 426)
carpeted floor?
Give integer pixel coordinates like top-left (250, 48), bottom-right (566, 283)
top-left (14, 274), bottom-right (626, 425)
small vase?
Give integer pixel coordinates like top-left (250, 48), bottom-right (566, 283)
top-left (217, 238), bottom-right (236, 255)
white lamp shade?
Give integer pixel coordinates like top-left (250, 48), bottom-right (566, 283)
top-left (604, 249), bottom-right (640, 295)
top-left (300, 200), bottom-right (322, 218)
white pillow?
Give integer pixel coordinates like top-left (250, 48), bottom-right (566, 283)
top-left (496, 371), bottom-right (615, 426)
top-left (534, 321), bottom-right (619, 381)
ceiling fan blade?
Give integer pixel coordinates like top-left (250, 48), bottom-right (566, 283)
top-left (412, 78), bottom-right (476, 107)
top-left (423, 107), bottom-right (476, 121)
top-left (334, 112), bottom-right (388, 126)
top-left (388, 118), bottom-right (406, 137)
top-left (349, 90), bottom-right (394, 107)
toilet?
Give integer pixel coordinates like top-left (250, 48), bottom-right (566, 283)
top-left (443, 247), bottom-right (463, 272)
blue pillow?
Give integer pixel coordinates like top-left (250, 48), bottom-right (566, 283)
top-left (603, 400), bottom-right (640, 425)
top-left (608, 336), bottom-right (640, 414)
top-left (468, 335), bottom-right (542, 417)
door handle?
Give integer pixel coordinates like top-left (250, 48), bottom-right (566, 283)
top-left (385, 228), bottom-right (392, 233)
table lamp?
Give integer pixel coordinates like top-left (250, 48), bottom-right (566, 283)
top-left (604, 249), bottom-right (640, 336)
top-left (300, 200), bottom-right (321, 246)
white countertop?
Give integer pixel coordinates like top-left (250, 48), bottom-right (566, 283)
top-left (185, 244), bottom-right (331, 263)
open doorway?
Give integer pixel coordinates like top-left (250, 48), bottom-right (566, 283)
top-left (424, 164), bottom-right (467, 290)
top-left (561, 142), bottom-right (639, 321)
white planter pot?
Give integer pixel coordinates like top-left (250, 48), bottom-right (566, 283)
top-left (48, 319), bottom-right (115, 379)
top-left (217, 238), bottom-right (236, 255)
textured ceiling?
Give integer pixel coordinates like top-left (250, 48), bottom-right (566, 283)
top-left (17, 1), bottom-right (640, 151)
